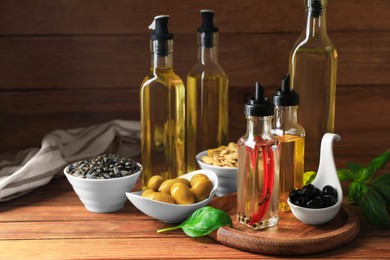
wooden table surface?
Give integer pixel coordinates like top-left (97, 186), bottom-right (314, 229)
top-left (1, 176), bottom-right (389, 259)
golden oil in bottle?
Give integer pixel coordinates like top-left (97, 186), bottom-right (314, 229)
top-left (186, 10), bottom-right (229, 172)
top-left (272, 74), bottom-right (305, 212)
top-left (276, 135), bottom-right (305, 211)
top-left (140, 15), bottom-right (185, 189)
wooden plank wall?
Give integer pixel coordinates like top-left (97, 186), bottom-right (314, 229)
top-left (0, 0), bottom-right (389, 166)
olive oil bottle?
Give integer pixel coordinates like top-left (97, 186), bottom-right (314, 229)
top-left (289, 0), bottom-right (337, 171)
top-left (272, 74), bottom-right (305, 212)
top-left (140, 15), bottom-right (185, 189)
top-left (186, 10), bottom-right (229, 172)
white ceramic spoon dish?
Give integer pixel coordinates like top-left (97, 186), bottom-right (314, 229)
top-left (288, 133), bottom-right (342, 225)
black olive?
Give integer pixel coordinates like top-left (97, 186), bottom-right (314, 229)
top-left (302, 184), bottom-right (316, 198)
top-left (295, 196), bottom-right (308, 207)
top-left (296, 188), bottom-right (304, 196)
top-left (322, 185), bottom-right (338, 199)
top-left (290, 184), bottom-right (338, 209)
top-left (323, 195), bottom-right (337, 207)
top-left (306, 196), bottom-right (323, 208)
top-left (313, 188), bottom-right (322, 198)
top-left (289, 189), bottom-right (299, 202)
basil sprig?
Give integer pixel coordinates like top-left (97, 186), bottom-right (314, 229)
top-left (304, 150), bottom-right (390, 229)
top-left (157, 206), bottom-right (233, 237)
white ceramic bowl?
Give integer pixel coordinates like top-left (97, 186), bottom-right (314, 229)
top-left (287, 187), bottom-right (342, 225)
top-left (196, 151), bottom-right (237, 197)
top-left (126, 169), bottom-right (218, 223)
top-left (64, 163), bottom-right (142, 213)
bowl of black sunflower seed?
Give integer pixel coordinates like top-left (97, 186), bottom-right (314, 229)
top-left (64, 154), bottom-right (142, 213)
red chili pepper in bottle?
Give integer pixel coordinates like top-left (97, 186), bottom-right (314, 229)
top-left (237, 82), bottom-right (279, 230)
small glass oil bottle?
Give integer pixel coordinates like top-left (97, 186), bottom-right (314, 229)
top-left (140, 15), bottom-right (185, 189)
top-left (237, 82), bottom-right (280, 230)
top-left (186, 10), bottom-right (229, 172)
top-left (272, 74), bottom-right (305, 212)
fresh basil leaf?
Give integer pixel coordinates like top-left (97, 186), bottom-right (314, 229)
top-left (347, 162), bottom-right (363, 171)
top-left (371, 173), bottom-right (390, 204)
top-left (157, 206), bottom-right (232, 238)
top-left (180, 206), bottom-right (232, 237)
top-left (338, 168), bottom-right (353, 182)
top-left (339, 152), bottom-right (390, 230)
top-left (303, 171), bottom-right (316, 185)
top-left (369, 151), bottom-right (390, 170)
top-left (353, 167), bottom-right (376, 183)
top-left (348, 181), bottom-right (367, 204)
top-left (360, 186), bottom-right (390, 229)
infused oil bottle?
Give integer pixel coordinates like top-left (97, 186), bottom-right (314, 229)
top-left (289, 0), bottom-right (337, 171)
top-left (186, 10), bottom-right (229, 172)
top-left (140, 15), bottom-right (185, 189)
top-left (237, 82), bottom-right (280, 230)
top-left (272, 74), bottom-right (305, 212)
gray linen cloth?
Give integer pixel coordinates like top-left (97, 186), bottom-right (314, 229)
top-left (0, 120), bottom-right (141, 201)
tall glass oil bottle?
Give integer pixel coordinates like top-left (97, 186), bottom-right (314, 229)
top-left (186, 10), bottom-right (229, 172)
top-left (140, 15), bottom-right (185, 189)
top-left (289, 0), bottom-right (337, 171)
top-left (272, 74), bottom-right (305, 212)
top-left (237, 82), bottom-right (280, 230)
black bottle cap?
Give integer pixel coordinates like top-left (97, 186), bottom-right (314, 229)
top-left (308, 0), bottom-right (323, 18)
top-left (149, 15), bottom-right (174, 41)
top-left (245, 82), bottom-right (274, 116)
top-left (197, 10), bottom-right (218, 47)
top-left (273, 74), bottom-right (300, 106)
top-left (198, 10), bottom-right (219, 33)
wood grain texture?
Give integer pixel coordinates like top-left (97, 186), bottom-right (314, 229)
top-left (0, 32), bottom-right (389, 90)
top-left (2, 237), bottom-right (390, 259)
top-left (0, 0), bottom-right (389, 35)
top-left (0, 177), bottom-right (388, 259)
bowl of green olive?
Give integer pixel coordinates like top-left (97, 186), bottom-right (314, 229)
top-left (126, 169), bottom-right (218, 223)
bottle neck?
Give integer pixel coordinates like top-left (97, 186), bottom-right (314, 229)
top-left (199, 45), bottom-right (219, 64)
top-left (198, 32), bottom-right (219, 64)
top-left (150, 39), bottom-right (173, 72)
top-left (304, 0), bottom-right (328, 38)
top-left (246, 116), bottom-right (273, 137)
top-left (275, 106), bottom-right (298, 129)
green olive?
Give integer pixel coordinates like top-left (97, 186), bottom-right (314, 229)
top-left (144, 191), bottom-right (175, 204)
top-left (190, 173), bottom-right (209, 187)
top-left (170, 182), bottom-right (195, 205)
top-left (191, 179), bottom-right (213, 202)
top-left (141, 189), bottom-right (154, 197)
top-left (147, 175), bottom-right (165, 191)
top-left (176, 178), bottom-right (191, 187)
top-left (158, 179), bottom-right (183, 195)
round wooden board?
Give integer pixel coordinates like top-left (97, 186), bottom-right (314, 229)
top-left (208, 193), bottom-right (360, 255)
